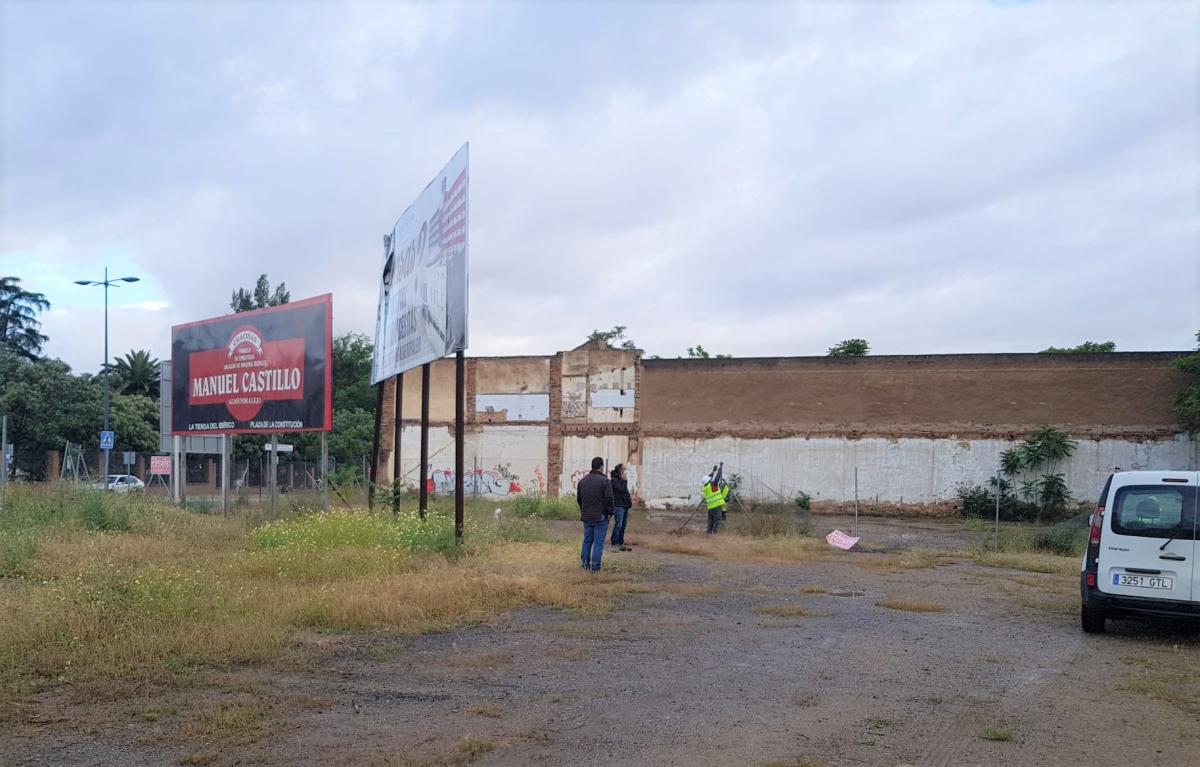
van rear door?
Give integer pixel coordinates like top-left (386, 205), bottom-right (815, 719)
top-left (1098, 473), bottom-right (1197, 603)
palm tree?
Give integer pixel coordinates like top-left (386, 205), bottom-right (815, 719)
top-left (111, 349), bottom-right (161, 397)
top-left (0, 276), bottom-right (51, 359)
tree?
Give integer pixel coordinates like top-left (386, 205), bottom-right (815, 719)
top-left (0, 354), bottom-right (156, 476)
top-left (686, 345), bottom-right (731, 359)
top-left (1040, 341), bottom-right (1116, 353)
top-left (230, 274), bottom-right (290, 313)
top-left (587, 326), bottom-right (638, 351)
top-left (0, 276), bottom-right (51, 359)
top-left (110, 349), bottom-right (161, 397)
top-left (1172, 331), bottom-right (1200, 432)
top-left (332, 333), bottom-right (377, 413)
top-left (827, 338), bottom-right (870, 357)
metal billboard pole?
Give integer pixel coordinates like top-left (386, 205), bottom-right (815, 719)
top-left (455, 351), bottom-right (465, 544)
top-left (393, 372), bottom-right (403, 514)
top-left (419, 362), bottom-right (431, 519)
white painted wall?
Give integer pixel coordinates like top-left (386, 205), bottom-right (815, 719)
top-left (559, 435), bottom-right (638, 496)
top-left (640, 434), bottom-right (1198, 507)
top-left (475, 393), bottom-right (549, 421)
top-left (391, 424), bottom-right (549, 498)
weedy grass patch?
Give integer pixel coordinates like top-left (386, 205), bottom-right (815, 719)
top-left (509, 493), bottom-right (578, 521)
top-left (639, 530), bottom-right (830, 565)
top-left (0, 492), bottom-right (644, 708)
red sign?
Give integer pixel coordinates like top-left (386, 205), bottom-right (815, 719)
top-left (150, 455), bottom-right (172, 475)
top-left (188, 326), bottom-right (306, 421)
top-left (171, 295), bottom-right (332, 435)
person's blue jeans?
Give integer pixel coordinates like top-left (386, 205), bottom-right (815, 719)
top-left (581, 518), bottom-right (610, 570)
top-left (610, 507), bottom-right (628, 546)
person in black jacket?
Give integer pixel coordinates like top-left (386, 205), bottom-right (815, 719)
top-left (576, 456), bottom-right (614, 571)
top-left (609, 463), bottom-right (632, 551)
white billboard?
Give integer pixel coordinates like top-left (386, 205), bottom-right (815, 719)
top-left (371, 144), bottom-right (469, 383)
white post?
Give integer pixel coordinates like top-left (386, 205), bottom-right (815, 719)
top-left (1, 414), bottom-right (8, 489)
top-left (320, 432), bottom-right (329, 511)
top-left (853, 466), bottom-right (859, 538)
top-left (269, 434), bottom-right (278, 517)
top-left (172, 435), bottom-right (182, 504)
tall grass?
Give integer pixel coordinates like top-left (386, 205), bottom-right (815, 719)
top-left (509, 493), bottom-right (577, 520)
top-left (0, 485), bottom-right (161, 575)
top-left (0, 488), bottom-right (639, 700)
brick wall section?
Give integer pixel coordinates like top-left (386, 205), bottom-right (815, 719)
top-left (547, 353), bottom-right (563, 496)
top-left (629, 354), bottom-right (642, 464)
top-left (466, 357), bottom-right (479, 430)
top-left (377, 376), bottom-right (397, 482)
top-left (640, 352), bottom-right (1188, 440)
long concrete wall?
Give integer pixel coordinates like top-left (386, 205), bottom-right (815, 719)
top-left (639, 433), bottom-right (1199, 509)
top-left (374, 349), bottom-right (1193, 511)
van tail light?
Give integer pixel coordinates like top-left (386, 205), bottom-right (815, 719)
top-left (1089, 507), bottom-right (1104, 546)
top-left (1085, 507), bottom-right (1104, 577)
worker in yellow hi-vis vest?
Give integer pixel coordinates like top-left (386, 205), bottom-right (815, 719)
top-left (702, 461), bottom-right (731, 534)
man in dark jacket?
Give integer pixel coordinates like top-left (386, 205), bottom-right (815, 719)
top-left (576, 457), bottom-right (614, 571)
top-left (609, 463), bottom-right (632, 551)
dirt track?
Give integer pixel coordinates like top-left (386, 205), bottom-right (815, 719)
top-left (5, 516), bottom-right (1199, 767)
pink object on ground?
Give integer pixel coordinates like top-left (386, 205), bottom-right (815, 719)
top-left (825, 529), bottom-right (860, 550)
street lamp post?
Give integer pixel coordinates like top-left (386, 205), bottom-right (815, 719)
top-left (75, 267), bottom-right (139, 488)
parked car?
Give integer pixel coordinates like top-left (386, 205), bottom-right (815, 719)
top-left (102, 474), bottom-right (146, 493)
top-left (1080, 470), bottom-right (1199, 633)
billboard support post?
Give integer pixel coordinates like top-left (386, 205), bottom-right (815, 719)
top-left (455, 351), bottom-right (464, 544)
top-left (419, 363), bottom-right (430, 519)
top-left (221, 434), bottom-right (229, 515)
top-left (269, 434), bottom-right (278, 517)
top-left (368, 383), bottom-right (383, 510)
top-left (393, 372), bottom-right (403, 514)
top-left (320, 433), bottom-right (329, 511)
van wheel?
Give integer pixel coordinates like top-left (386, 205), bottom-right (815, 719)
top-left (1081, 604), bottom-right (1106, 634)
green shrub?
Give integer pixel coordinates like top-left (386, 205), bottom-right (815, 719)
top-left (794, 492), bottom-right (812, 511)
top-left (956, 483), bottom-right (1049, 523)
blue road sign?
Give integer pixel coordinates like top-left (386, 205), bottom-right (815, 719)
top-left (100, 430), bottom-right (115, 450)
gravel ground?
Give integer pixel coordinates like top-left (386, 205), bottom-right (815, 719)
top-left (5, 516), bottom-right (1199, 767)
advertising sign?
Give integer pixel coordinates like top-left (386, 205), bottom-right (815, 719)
top-left (371, 143), bottom-right (469, 383)
top-left (150, 455), bottom-right (172, 475)
top-left (170, 294), bottom-right (332, 435)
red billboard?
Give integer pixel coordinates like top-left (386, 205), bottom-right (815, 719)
top-left (170, 295), bottom-right (332, 435)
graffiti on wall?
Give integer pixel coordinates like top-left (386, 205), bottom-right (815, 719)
top-left (429, 464), bottom-right (529, 496)
top-left (570, 468), bottom-right (589, 488)
top-left (532, 466), bottom-right (546, 493)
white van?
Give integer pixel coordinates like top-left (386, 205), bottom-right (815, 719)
top-left (1080, 471), bottom-right (1199, 633)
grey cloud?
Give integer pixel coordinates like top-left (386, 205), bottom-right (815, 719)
top-left (3, 0), bottom-right (1196, 372)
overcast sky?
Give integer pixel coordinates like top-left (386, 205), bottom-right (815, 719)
top-left (2, 0), bottom-right (1197, 373)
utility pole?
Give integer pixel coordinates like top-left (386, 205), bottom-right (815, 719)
top-left (75, 268), bottom-right (139, 488)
